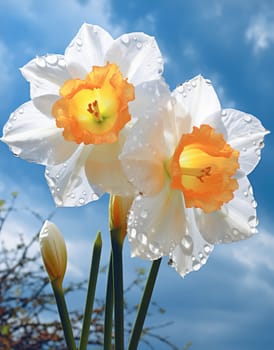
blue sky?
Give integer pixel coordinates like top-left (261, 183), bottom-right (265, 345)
top-left (0, 0), bottom-right (274, 349)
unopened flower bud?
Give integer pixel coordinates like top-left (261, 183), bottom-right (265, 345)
top-left (39, 220), bottom-right (67, 286)
top-left (109, 195), bottom-right (133, 244)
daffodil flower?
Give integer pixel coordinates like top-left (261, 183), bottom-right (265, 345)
top-left (120, 75), bottom-right (269, 277)
top-left (1, 23), bottom-right (164, 206)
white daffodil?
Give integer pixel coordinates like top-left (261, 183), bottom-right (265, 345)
top-left (120, 75), bottom-right (269, 277)
top-left (1, 23), bottom-right (165, 206)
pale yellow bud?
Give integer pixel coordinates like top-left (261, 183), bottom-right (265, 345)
top-left (39, 220), bottom-right (67, 286)
top-left (109, 195), bottom-right (133, 244)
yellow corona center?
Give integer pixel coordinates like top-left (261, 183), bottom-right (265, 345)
top-left (52, 63), bottom-right (135, 144)
top-left (170, 124), bottom-right (240, 213)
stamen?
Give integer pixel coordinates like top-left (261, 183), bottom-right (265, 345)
top-left (170, 124), bottom-right (240, 213)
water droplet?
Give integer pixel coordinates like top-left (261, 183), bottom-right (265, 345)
top-left (91, 193), bottom-right (99, 201)
top-left (45, 169), bottom-right (50, 175)
top-left (168, 258), bottom-right (175, 267)
top-left (251, 227), bottom-right (258, 234)
top-left (46, 54), bottom-right (58, 65)
top-left (82, 191), bottom-right (87, 196)
top-left (232, 228), bottom-right (240, 236)
top-left (56, 174), bottom-right (60, 179)
top-left (255, 148), bottom-right (261, 157)
top-left (13, 115), bottom-right (17, 121)
top-left (198, 252), bottom-right (203, 259)
top-left (244, 114), bottom-right (252, 123)
top-left (56, 187), bottom-right (61, 192)
top-left (76, 37), bottom-right (82, 46)
top-left (201, 257), bottom-right (207, 265)
top-left (181, 235), bottom-right (193, 255)
top-left (121, 34), bottom-right (129, 45)
top-left (248, 215), bottom-right (258, 228)
top-left (243, 191), bottom-right (248, 197)
top-left (128, 211), bottom-right (135, 225)
top-left (58, 58), bottom-right (66, 68)
top-left (192, 259), bottom-right (201, 271)
top-left (140, 209), bottom-right (148, 219)
top-left (242, 147), bottom-right (247, 152)
top-left (70, 193), bottom-right (75, 199)
top-left (259, 141), bottom-right (264, 149)
top-left (177, 85), bottom-right (184, 93)
top-left (35, 56), bottom-right (46, 68)
top-left (251, 199), bottom-right (257, 208)
top-left (204, 244), bottom-right (211, 254)
top-left (79, 198), bottom-right (85, 205)
top-left (149, 242), bottom-right (160, 255)
top-left (191, 80), bottom-right (197, 88)
top-left (19, 108), bottom-right (24, 114)
top-left (130, 228), bottom-right (137, 238)
top-left (183, 92), bottom-right (187, 98)
top-left (136, 42), bottom-right (142, 49)
top-left (137, 233), bottom-right (147, 245)
top-left (221, 110), bottom-right (227, 117)
top-left (248, 185), bottom-right (253, 196)
top-left (205, 79), bottom-right (212, 85)
top-left (63, 163), bottom-right (67, 168)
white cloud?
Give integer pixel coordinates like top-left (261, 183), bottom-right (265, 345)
top-left (246, 14), bottom-right (274, 53)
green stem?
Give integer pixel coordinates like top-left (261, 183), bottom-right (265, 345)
top-left (111, 229), bottom-right (124, 350)
top-left (127, 258), bottom-right (162, 350)
top-left (104, 253), bottom-right (114, 350)
top-left (51, 280), bottom-right (77, 350)
top-left (79, 232), bottom-right (102, 350)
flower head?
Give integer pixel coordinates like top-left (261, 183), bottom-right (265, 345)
top-left (121, 76), bottom-right (269, 277)
top-left (109, 195), bottom-right (133, 244)
top-left (1, 24), bottom-right (164, 206)
top-left (39, 220), bottom-right (67, 286)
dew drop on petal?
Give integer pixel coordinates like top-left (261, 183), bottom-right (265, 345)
top-left (149, 242), bottom-right (160, 255)
top-left (244, 114), bottom-right (252, 123)
top-left (136, 42), bottom-right (142, 49)
top-left (248, 185), bottom-right (253, 196)
top-left (140, 209), bottom-right (148, 219)
top-left (137, 233), bottom-right (147, 245)
top-left (130, 228), bottom-right (137, 239)
top-left (177, 85), bottom-right (184, 93)
top-left (46, 54), bottom-right (58, 65)
top-left (221, 110), bottom-right (227, 117)
top-left (168, 258), bottom-right (175, 267)
top-left (181, 235), bottom-right (193, 255)
top-left (121, 34), bottom-right (130, 45)
top-left (36, 56), bottom-right (46, 68)
top-left (19, 108), bottom-right (24, 114)
top-left (248, 215), bottom-right (258, 228)
top-left (58, 58), bottom-right (66, 68)
top-left (200, 257), bottom-right (207, 265)
top-left (251, 199), bottom-right (257, 208)
top-left (70, 193), bottom-right (75, 199)
top-left (79, 198), bottom-right (85, 205)
top-left (242, 147), bottom-right (247, 152)
top-left (191, 80), bottom-right (197, 88)
top-left (192, 259), bottom-right (201, 271)
top-left (76, 38), bottom-right (83, 46)
top-left (204, 244), bottom-right (211, 254)
top-left (205, 79), bottom-right (212, 85)
top-left (232, 228), bottom-right (240, 236)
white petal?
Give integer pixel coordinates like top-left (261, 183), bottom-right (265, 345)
top-left (1, 100), bottom-right (77, 165)
top-left (173, 75), bottom-right (222, 134)
top-left (194, 177), bottom-right (258, 244)
top-left (222, 108), bottom-right (269, 175)
top-left (45, 144), bottom-right (103, 207)
top-left (105, 32), bottom-right (163, 86)
top-left (128, 78), bottom-right (170, 123)
top-left (127, 184), bottom-right (186, 260)
top-left (65, 24), bottom-right (113, 78)
top-left (171, 208), bottom-right (214, 277)
top-left (121, 110), bottom-right (169, 195)
top-left (85, 135), bottom-right (134, 196)
top-left (21, 54), bottom-right (70, 99)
